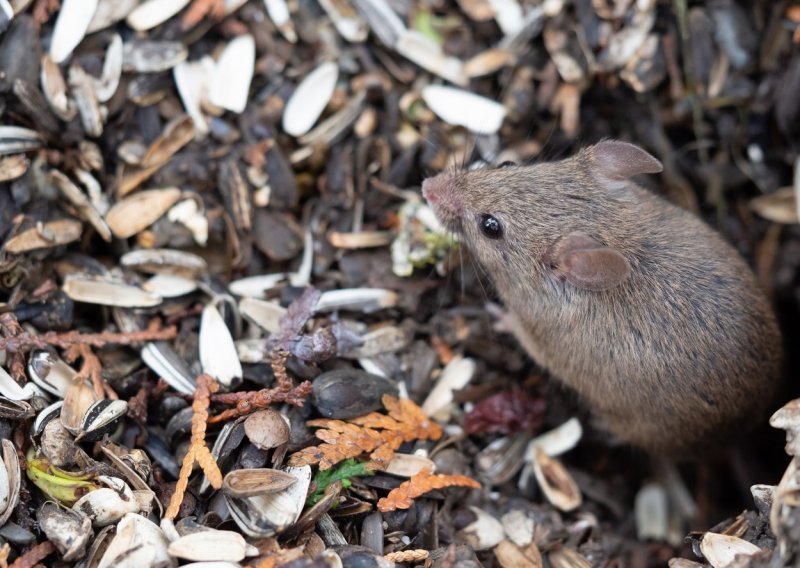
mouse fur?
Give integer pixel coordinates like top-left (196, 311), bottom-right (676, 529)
top-left (422, 140), bottom-right (782, 458)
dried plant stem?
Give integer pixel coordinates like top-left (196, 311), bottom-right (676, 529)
top-left (208, 379), bottom-right (312, 424)
top-left (165, 374), bottom-right (223, 520)
top-left (64, 344), bottom-right (117, 400)
top-left (0, 313), bottom-right (176, 353)
top-left (9, 541), bottom-right (56, 568)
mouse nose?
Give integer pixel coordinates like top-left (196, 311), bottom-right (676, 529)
top-left (421, 178), bottom-right (438, 203)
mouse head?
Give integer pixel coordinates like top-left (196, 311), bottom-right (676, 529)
top-left (421, 140), bottom-right (663, 292)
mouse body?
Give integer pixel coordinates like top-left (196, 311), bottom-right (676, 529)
top-left (422, 140), bottom-right (782, 457)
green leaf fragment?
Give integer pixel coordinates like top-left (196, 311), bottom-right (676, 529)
top-left (307, 459), bottom-right (374, 506)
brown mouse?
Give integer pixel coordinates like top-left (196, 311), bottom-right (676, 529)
top-left (422, 140), bottom-right (782, 458)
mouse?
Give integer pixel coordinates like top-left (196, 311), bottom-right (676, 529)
top-left (421, 139), bottom-right (782, 458)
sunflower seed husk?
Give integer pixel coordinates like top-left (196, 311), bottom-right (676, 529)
top-left (0, 364), bottom-right (41, 400)
top-left (394, 30), bottom-right (467, 86)
top-left (93, 34), bottom-right (123, 103)
top-left (37, 502), bottom-right (93, 562)
top-left (105, 187), bottom-right (182, 238)
top-left (315, 288), bottom-right (398, 313)
top-left (41, 55), bottom-right (77, 121)
top-left (63, 275), bottom-right (163, 308)
top-left (229, 273), bottom-right (287, 298)
top-left (48, 169), bottom-right (112, 242)
top-left (421, 355), bottom-right (475, 420)
top-left (4, 219), bottom-right (83, 254)
top-left (199, 302), bottom-right (243, 388)
top-left (98, 512), bottom-right (172, 568)
top-left (525, 417), bottom-right (582, 458)
top-left (0, 125), bottom-right (42, 156)
top-left (0, 439), bottom-right (21, 526)
top-left (317, 0), bottom-right (368, 42)
top-left (168, 529), bottom-right (257, 562)
top-left (73, 476), bottom-right (141, 527)
top-left (457, 507), bottom-right (505, 551)
top-left (68, 64), bottom-right (104, 138)
top-left (635, 482), bottom-right (669, 542)
top-left (86, 0), bottom-right (139, 33)
top-left (421, 85), bottom-right (507, 135)
top-left (143, 273), bottom-right (198, 298)
top-left (60, 379), bottom-right (100, 435)
top-left (530, 447), bottom-right (582, 513)
top-left (40, 417), bottom-right (78, 466)
top-left (699, 533), bottom-right (762, 568)
top-left (49, 0), bottom-right (98, 64)
top-left (173, 58), bottom-right (212, 137)
top-left (0, 154), bottom-right (29, 181)
top-left (239, 297), bottom-right (286, 333)
top-left (123, 41), bottom-right (188, 73)
top-left (225, 465), bottom-right (312, 537)
top-left (140, 343), bottom-right (196, 395)
top-left (282, 61), bottom-right (339, 137)
top-left (125, 0), bottom-right (191, 31)
top-left (77, 399), bottom-right (128, 442)
top-left (385, 453), bottom-right (436, 477)
top-left (243, 409), bottom-right (290, 450)
top-left (120, 248), bottom-right (208, 278)
top-left (222, 468), bottom-right (298, 498)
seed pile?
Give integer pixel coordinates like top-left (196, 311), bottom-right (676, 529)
top-left (0, 0), bottom-right (798, 567)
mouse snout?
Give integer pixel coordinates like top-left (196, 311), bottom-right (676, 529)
top-left (422, 175), bottom-right (461, 214)
top-left (421, 177), bottom-right (440, 204)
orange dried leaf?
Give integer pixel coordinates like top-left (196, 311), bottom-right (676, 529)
top-left (377, 469), bottom-right (480, 512)
top-left (289, 396), bottom-right (443, 470)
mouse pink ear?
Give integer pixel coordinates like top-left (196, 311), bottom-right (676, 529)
top-left (591, 140), bottom-right (663, 181)
top-left (549, 232), bottom-right (630, 291)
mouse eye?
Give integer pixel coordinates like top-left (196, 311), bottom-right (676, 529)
top-left (498, 161), bottom-right (517, 169)
top-left (478, 214), bottom-right (503, 239)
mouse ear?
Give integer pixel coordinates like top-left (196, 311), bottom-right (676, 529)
top-left (549, 232), bottom-right (630, 291)
top-left (591, 140), bottom-right (663, 181)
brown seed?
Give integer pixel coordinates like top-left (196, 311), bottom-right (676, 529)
top-left (222, 468), bottom-right (298, 498)
top-left (243, 409), bottom-right (290, 450)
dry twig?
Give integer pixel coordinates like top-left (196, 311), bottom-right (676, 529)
top-left (0, 313), bottom-right (176, 353)
top-left (8, 541), bottom-right (55, 568)
top-left (377, 469), bottom-right (480, 512)
top-left (207, 380), bottom-right (312, 424)
top-left (165, 374), bottom-right (223, 519)
top-left (384, 549), bottom-right (430, 563)
top-left (64, 344), bottom-right (116, 400)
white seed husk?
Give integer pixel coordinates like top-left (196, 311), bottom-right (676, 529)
top-left (209, 35), bottom-right (256, 113)
top-left (199, 302), bottom-right (243, 387)
top-left (699, 533), bottom-right (761, 568)
top-left (421, 85), bottom-right (507, 135)
top-left (421, 355), bottom-right (475, 420)
top-left (282, 61), bottom-right (339, 137)
top-left (98, 512), bottom-right (173, 568)
top-left (167, 529), bottom-right (252, 562)
top-left (49, 0), bottom-right (98, 63)
top-left (126, 0), bottom-right (191, 31)
top-left (458, 507), bottom-right (505, 550)
top-left (63, 275), bottom-right (162, 308)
